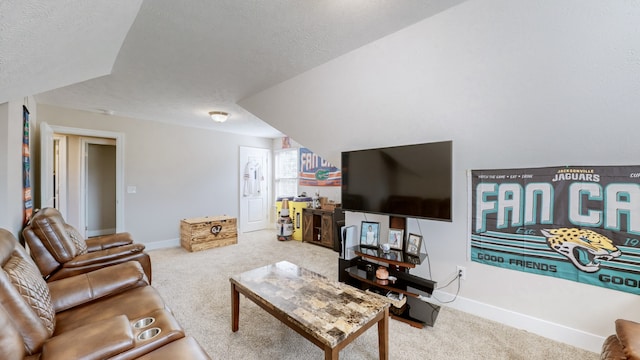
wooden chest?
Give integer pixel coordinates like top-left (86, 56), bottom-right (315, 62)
top-left (180, 215), bottom-right (237, 252)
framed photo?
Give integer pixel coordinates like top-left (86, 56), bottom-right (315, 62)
top-left (405, 233), bottom-right (423, 256)
top-left (360, 221), bottom-right (380, 248)
top-left (387, 228), bottom-right (404, 250)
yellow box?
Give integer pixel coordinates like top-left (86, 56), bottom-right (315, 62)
top-left (291, 197), bottom-right (311, 241)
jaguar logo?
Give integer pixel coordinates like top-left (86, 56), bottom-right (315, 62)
top-left (541, 228), bottom-right (621, 273)
top-left (210, 225), bottom-right (222, 236)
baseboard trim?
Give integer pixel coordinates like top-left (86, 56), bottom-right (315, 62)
top-left (144, 237), bottom-right (180, 251)
top-left (428, 290), bottom-right (604, 354)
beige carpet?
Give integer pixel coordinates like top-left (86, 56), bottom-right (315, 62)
top-left (148, 229), bottom-right (600, 360)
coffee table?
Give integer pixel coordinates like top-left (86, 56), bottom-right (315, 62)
top-left (230, 261), bottom-right (389, 360)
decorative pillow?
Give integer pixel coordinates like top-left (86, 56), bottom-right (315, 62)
top-left (65, 224), bottom-right (88, 255)
top-left (4, 252), bottom-right (55, 335)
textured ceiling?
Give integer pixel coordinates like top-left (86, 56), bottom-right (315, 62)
top-left (0, 0), bottom-right (143, 103)
top-left (6, 0), bottom-right (466, 138)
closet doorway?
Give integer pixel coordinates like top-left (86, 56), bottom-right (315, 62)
top-left (82, 138), bottom-right (116, 237)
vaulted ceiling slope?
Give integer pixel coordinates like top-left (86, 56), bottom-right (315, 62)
top-left (2, 0), bottom-right (467, 138)
top-left (0, 0), bottom-right (143, 104)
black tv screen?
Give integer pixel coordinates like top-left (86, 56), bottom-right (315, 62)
top-left (341, 141), bottom-right (452, 221)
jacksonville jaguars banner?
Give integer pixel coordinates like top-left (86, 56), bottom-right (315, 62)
top-left (471, 165), bottom-right (640, 295)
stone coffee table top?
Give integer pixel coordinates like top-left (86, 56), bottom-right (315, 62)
top-left (230, 261), bottom-right (389, 348)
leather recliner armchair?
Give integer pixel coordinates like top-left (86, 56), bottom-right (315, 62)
top-left (0, 228), bottom-right (209, 359)
top-left (601, 319), bottom-right (640, 360)
top-left (22, 207), bottom-right (152, 282)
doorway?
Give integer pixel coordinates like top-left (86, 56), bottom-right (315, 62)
top-left (82, 138), bottom-right (116, 237)
top-left (40, 123), bottom-right (124, 237)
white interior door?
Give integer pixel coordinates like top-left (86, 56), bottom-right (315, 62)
top-left (52, 134), bottom-right (68, 219)
top-left (239, 146), bottom-right (271, 233)
top-left (40, 122), bottom-right (55, 209)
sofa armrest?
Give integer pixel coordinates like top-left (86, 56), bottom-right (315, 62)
top-left (48, 261), bottom-right (148, 313)
top-left (615, 319), bottom-right (640, 360)
top-left (41, 315), bottom-right (134, 360)
top-left (601, 334), bottom-right (625, 360)
top-left (85, 232), bottom-right (135, 252)
top-left (62, 243), bottom-right (145, 268)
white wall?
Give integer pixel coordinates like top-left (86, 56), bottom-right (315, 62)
top-left (240, 0), bottom-right (640, 352)
top-left (0, 99), bottom-right (36, 238)
top-left (38, 104), bottom-right (272, 248)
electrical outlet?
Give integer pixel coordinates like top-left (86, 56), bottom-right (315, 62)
top-left (456, 265), bottom-right (466, 280)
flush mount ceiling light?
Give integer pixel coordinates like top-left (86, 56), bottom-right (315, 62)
top-left (209, 111), bottom-right (229, 123)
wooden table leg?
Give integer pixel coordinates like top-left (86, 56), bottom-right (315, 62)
top-left (325, 346), bottom-right (339, 360)
top-left (378, 307), bottom-right (389, 360)
top-left (231, 283), bottom-right (240, 332)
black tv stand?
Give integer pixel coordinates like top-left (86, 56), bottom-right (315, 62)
top-left (339, 245), bottom-right (440, 328)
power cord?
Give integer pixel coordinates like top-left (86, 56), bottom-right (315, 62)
top-left (414, 218), bottom-right (460, 304)
top-left (430, 269), bottom-right (462, 304)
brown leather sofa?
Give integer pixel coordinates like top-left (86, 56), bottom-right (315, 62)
top-left (601, 319), bottom-right (640, 360)
top-left (0, 228), bottom-right (210, 359)
top-left (22, 207), bottom-right (152, 282)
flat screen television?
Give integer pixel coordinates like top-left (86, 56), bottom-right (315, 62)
top-left (341, 141), bottom-right (452, 221)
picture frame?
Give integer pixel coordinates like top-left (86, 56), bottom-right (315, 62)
top-left (387, 228), bottom-right (404, 250)
top-left (405, 233), bottom-right (423, 256)
top-left (360, 221), bottom-right (380, 248)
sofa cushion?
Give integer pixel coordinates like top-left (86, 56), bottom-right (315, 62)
top-left (48, 260), bottom-right (148, 313)
top-left (4, 253), bottom-right (55, 333)
top-left (616, 319), bottom-right (640, 360)
top-left (63, 244), bottom-right (145, 268)
top-left (21, 227), bottom-right (61, 279)
top-left (30, 208), bottom-right (79, 262)
top-left (41, 315), bottom-right (134, 360)
top-left (85, 232), bottom-right (134, 252)
top-left (0, 229), bottom-right (54, 355)
top-left (54, 285), bottom-right (167, 335)
top-left (64, 224), bottom-right (88, 255)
